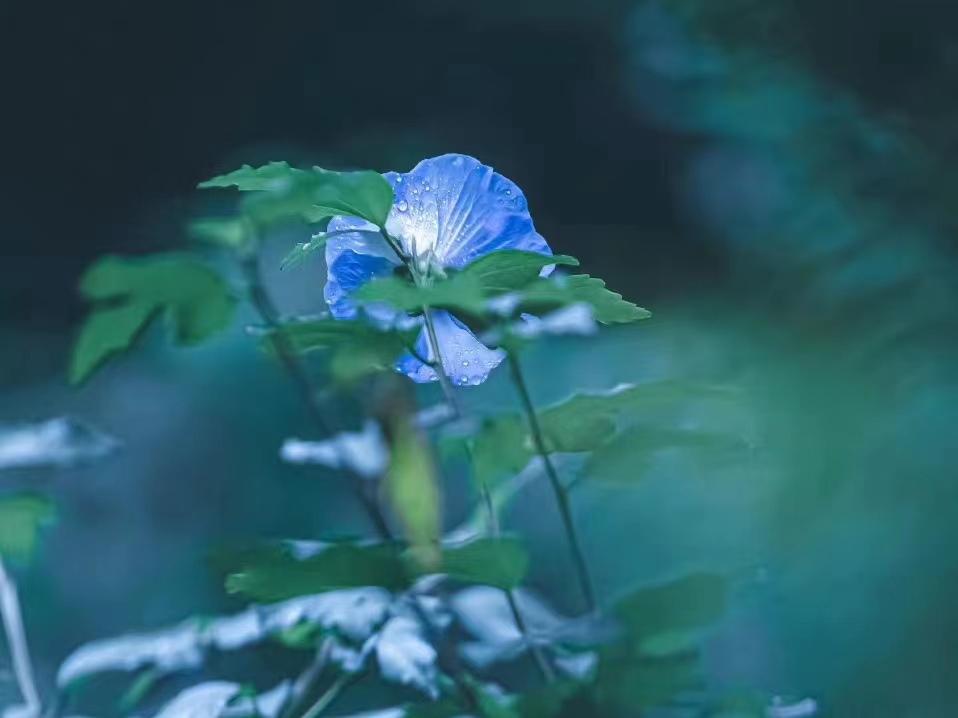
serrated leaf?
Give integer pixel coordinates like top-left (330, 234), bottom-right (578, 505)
top-left (225, 543), bottom-right (409, 602)
top-left (199, 161), bottom-right (394, 228)
top-left (355, 273), bottom-right (489, 317)
top-left (456, 251), bottom-right (579, 294)
top-left (0, 493), bottom-right (56, 561)
top-left (385, 417), bottom-right (441, 567)
top-left (440, 537), bottom-right (528, 590)
top-left (518, 274), bottom-right (651, 325)
top-left (269, 318), bottom-right (418, 383)
top-left (71, 254), bottom-right (236, 384)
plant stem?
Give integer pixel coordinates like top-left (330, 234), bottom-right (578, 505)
top-left (240, 253), bottom-right (394, 541)
top-left (0, 558), bottom-right (41, 715)
top-left (298, 671), bottom-right (358, 718)
top-left (421, 306), bottom-right (463, 418)
top-left (506, 352), bottom-right (597, 613)
top-left (477, 480), bottom-right (555, 683)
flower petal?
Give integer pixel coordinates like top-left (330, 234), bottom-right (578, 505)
top-left (384, 154), bottom-right (551, 269)
top-left (396, 310), bottom-right (505, 385)
top-left (324, 250), bottom-right (398, 321)
top-left (324, 215), bottom-right (402, 321)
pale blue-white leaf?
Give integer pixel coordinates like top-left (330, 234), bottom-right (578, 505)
top-left (767, 697), bottom-right (819, 718)
top-left (508, 302), bottom-right (598, 339)
top-left (0, 418), bottom-right (118, 470)
top-left (373, 616), bottom-right (439, 699)
top-left (280, 421), bottom-right (388, 479)
top-left (153, 682), bottom-right (239, 718)
top-left (58, 589), bottom-right (393, 687)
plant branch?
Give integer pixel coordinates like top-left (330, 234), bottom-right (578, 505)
top-left (0, 557), bottom-right (41, 715)
top-left (506, 352), bottom-right (597, 613)
top-left (240, 252), bottom-right (394, 541)
top-left (298, 671), bottom-right (360, 718)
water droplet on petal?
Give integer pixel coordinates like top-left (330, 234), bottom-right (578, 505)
top-left (470, 377), bottom-right (482, 386)
top-left (395, 176), bottom-right (403, 183)
top-left (462, 360), bottom-right (470, 367)
top-left (397, 200), bottom-right (408, 212)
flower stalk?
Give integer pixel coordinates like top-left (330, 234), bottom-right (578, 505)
top-left (239, 251), bottom-right (394, 542)
top-left (506, 352), bottom-right (597, 613)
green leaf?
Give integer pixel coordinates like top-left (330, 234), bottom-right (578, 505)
top-left (583, 424), bottom-right (747, 483)
top-left (269, 318), bottom-right (418, 383)
top-left (187, 217), bottom-right (253, 251)
top-left (439, 537), bottom-right (529, 589)
top-left (467, 382), bottom-right (719, 488)
top-left (596, 651), bottom-right (703, 711)
top-left (199, 161), bottom-right (395, 228)
top-left (71, 254), bottom-right (236, 384)
top-left (0, 493), bottom-right (56, 561)
top-left (356, 272), bottom-right (489, 316)
top-left (614, 572), bottom-right (728, 655)
top-left (518, 275), bottom-right (651, 325)
top-left (386, 417), bottom-right (441, 567)
top-left (457, 251), bottom-right (579, 294)
top-left (225, 542), bottom-right (409, 602)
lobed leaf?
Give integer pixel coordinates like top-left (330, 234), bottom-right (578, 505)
top-left (71, 254), bottom-right (236, 384)
top-left (517, 274), bottom-right (651, 325)
top-left (199, 161), bottom-right (395, 228)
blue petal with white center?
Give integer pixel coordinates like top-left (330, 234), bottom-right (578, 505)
top-left (324, 154), bottom-right (553, 384)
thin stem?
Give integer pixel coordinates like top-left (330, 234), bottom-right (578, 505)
top-left (298, 671), bottom-right (358, 718)
top-left (240, 253), bottom-right (394, 541)
top-left (476, 480), bottom-right (555, 683)
top-left (279, 640), bottom-right (332, 718)
top-left (506, 352), bottom-right (597, 613)
top-left (0, 558), bottom-right (41, 714)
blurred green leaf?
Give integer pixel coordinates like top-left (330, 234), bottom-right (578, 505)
top-left (225, 543), bottom-right (408, 602)
top-left (188, 217), bottom-right (253, 251)
top-left (596, 651), bottom-right (703, 711)
top-left (199, 162), bottom-right (394, 228)
top-left (71, 254), bottom-right (236, 384)
top-left (0, 493), bottom-right (56, 561)
top-left (270, 318), bottom-right (418, 383)
top-left (615, 572), bottom-right (727, 655)
top-left (583, 424), bottom-right (747, 483)
top-left (386, 417), bottom-right (441, 568)
top-left (466, 381), bottom-right (732, 487)
top-left (439, 537), bottom-right (529, 590)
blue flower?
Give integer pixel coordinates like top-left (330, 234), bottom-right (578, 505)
top-left (324, 154), bottom-right (553, 385)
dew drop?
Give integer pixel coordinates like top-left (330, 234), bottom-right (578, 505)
top-left (397, 200), bottom-right (408, 212)
top-left (395, 176), bottom-right (403, 183)
top-left (470, 377), bottom-right (482, 386)
top-left (462, 360), bottom-right (470, 367)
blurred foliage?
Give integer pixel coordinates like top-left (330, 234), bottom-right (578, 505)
top-left (3, 0), bottom-right (958, 716)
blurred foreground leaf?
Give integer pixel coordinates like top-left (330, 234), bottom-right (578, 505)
top-left (385, 417), bottom-right (441, 567)
top-left (225, 538), bottom-right (530, 602)
top-left (71, 254), bottom-right (236, 383)
top-left (0, 493), bottom-right (55, 561)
